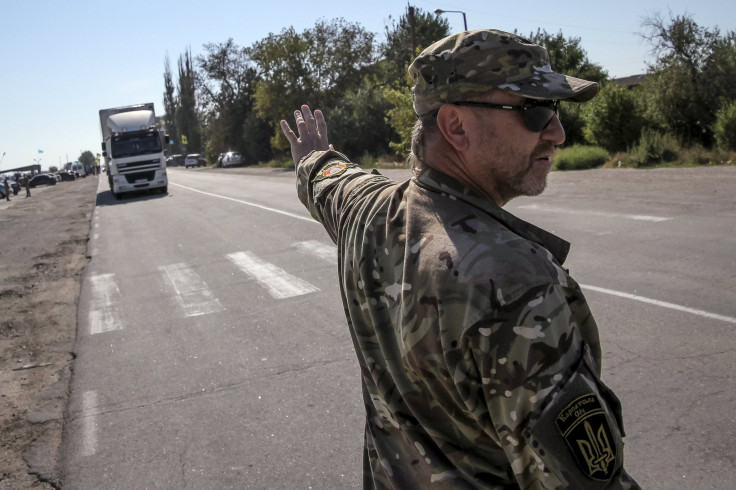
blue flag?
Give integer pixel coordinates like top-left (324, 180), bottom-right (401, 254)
top-left (38, 149), bottom-right (44, 154)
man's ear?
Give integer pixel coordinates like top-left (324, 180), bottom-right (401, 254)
top-left (436, 104), bottom-right (470, 152)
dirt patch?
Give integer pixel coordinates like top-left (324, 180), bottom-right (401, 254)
top-left (0, 176), bottom-right (98, 489)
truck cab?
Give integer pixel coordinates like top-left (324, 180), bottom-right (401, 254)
top-left (100, 104), bottom-right (168, 199)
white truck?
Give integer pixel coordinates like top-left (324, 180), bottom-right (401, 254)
top-left (99, 103), bottom-right (168, 199)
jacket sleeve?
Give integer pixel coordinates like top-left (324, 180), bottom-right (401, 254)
top-left (470, 284), bottom-right (639, 489)
top-left (296, 149), bottom-right (393, 243)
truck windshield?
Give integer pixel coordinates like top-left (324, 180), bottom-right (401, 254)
top-left (111, 131), bottom-right (162, 158)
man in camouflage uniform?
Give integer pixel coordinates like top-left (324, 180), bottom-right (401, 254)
top-left (281, 29), bottom-right (639, 489)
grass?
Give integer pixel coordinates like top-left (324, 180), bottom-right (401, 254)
top-left (248, 145), bottom-right (734, 171)
top-left (553, 145), bottom-right (609, 171)
top-left (604, 146), bottom-right (735, 168)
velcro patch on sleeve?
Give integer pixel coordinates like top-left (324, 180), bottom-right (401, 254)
top-left (555, 393), bottom-right (617, 481)
top-left (312, 161), bottom-right (358, 183)
top-left (522, 342), bottom-right (625, 488)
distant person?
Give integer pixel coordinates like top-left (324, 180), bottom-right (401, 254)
top-left (24, 175), bottom-right (31, 198)
top-left (281, 30), bottom-right (639, 488)
top-left (3, 178), bottom-right (10, 201)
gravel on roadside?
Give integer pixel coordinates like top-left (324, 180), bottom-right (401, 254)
top-left (0, 175), bottom-right (98, 489)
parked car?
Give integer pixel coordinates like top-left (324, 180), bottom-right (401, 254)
top-left (59, 171), bottom-right (76, 181)
top-left (69, 163), bottom-right (85, 177)
top-left (28, 174), bottom-right (57, 187)
top-left (166, 154), bottom-right (184, 167)
top-left (3, 179), bottom-right (20, 195)
top-left (184, 154), bottom-right (206, 168)
top-left (221, 151), bottom-right (243, 167)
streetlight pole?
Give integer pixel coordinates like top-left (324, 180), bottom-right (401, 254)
top-left (434, 9), bottom-right (468, 31)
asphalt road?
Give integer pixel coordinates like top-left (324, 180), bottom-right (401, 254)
top-left (62, 165), bottom-right (736, 489)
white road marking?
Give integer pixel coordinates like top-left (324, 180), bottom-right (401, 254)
top-left (171, 180), bottom-right (731, 325)
top-left (171, 183), bottom-right (316, 223)
top-left (81, 390), bottom-right (98, 457)
top-left (581, 284), bottom-right (736, 325)
top-left (517, 204), bottom-right (671, 222)
top-left (226, 251), bottom-right (319, 299)
top-left (293, 240), bottom-right (338, 265)
top-left (158, 263), bottom-right (223, 317)
top-left (88, 274), bottom-right (123, 334)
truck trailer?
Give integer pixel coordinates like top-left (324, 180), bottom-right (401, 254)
top-left (99, 103), bottom-right (168, 199)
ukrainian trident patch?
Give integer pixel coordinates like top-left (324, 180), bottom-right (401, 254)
top-left (555, 393), bottom-right (616, 481)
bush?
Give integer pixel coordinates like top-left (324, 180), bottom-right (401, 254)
top-left (581, 84), bottom-right (646, 152)
top-left (678, 146), bottom-right (736, 166)
top-left (713, 100), bottom-right (736, 151)
top-left (628, 129), bottom-right (679, 167)
top-left (554, 145), bottom-right (609, 170)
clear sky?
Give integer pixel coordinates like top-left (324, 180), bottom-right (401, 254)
top-left (1, 0), bottom-right (732, 172)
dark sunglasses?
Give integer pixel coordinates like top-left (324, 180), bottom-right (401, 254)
top-left (452, 99), bottom-right (560, 132)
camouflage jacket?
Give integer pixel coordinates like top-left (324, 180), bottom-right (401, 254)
top-left (297, 150), bottom-right (639, 489)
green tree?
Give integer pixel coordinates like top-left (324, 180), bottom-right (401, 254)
top-left (384, 85), bottom-right (415, 159)
top-left (176, 48), bottom-right (202, 154)
top-left (196, 39), bottom-right (271, 164)
top-left (640, 12), bottom-right (736, 146)
top-left (582, 84), bottom-right (647, 152)
top-left (162, 54), bottom-right (180, 154)
top-left (713, 99), bottom-right (736, 150)
top-left (523, 29), bottom-right (609, 146)
top-left (378, 6), bottom-right (450, 159)
top-left (526, 29), bottom-right (608, 83)
top-left (327, 78), bottom-right (395, 158)
top-left (78, 150), bottom-right (96, 169)
top-left (381, 6), bottom-right (449, 88)
top-left (250, 18), bottom-right (377, 152)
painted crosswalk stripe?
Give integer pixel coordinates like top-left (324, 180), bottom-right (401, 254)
top-left (81, 390), bottom-right (98, 457)
top-left (88, 273), bottom-right (123, 335)
top-left (159, 263), bottom-right (223, 317)
top-left (226, 251), bottom-right (319, 299)
top-left (293, 240), bottom-right (338, 265)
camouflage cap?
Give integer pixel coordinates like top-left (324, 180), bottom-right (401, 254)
top-left (409, 29), bottom-right (600, 116)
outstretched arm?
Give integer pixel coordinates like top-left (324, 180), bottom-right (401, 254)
top-left (280, 105), bottom-right (332, 166)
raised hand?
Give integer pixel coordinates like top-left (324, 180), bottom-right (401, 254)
top-left (280, 105), bottom-right (332, 165)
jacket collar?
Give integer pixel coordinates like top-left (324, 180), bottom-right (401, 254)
top-left (415, 167), bottom-right (570, 265)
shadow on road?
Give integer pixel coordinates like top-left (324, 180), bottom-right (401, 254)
top-left (96, 188), bottom-right (169, 207)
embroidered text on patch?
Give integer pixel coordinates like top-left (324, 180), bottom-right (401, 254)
top-left (555, 393), bottom-right (616, 481)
